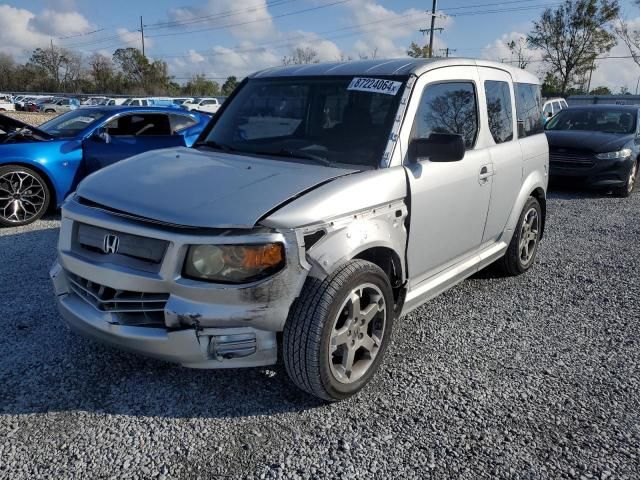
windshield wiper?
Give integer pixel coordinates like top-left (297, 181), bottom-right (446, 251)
top-left (194, 140), bottom-right (235, 153)
top-left (255, 148), bottom-right (334, 167)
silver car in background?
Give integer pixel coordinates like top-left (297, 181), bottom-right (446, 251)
top-left (51, 58), bottom-right (549, 401)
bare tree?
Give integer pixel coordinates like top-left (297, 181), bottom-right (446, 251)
top-left (615, 1), bottom-right (640, 69)
top-left (506, 36), bottom-right (532, 69)
top-left (282, 47), bottom-right (320, 66)
top-left (528, 0), bottom-right (619, 95)
top-left (28, 45), bottom-right (78, 89)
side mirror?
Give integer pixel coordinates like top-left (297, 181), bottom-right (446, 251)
top-left (408, 133), bottom-right (465, 164)
top-left (91, 128), bottom-right (110, 144)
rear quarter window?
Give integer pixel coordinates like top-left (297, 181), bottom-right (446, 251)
top-left (515, 83), bottom-right (543, 138)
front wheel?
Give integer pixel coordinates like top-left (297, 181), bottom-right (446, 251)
top-left (496, 197), bottom-right (542, 276)
top-left (615, 160), bottom-right (638, 198)
top-left (0, 166), bottom-right (50, 227)
top-left (283, 260), bottom-right (394, 401)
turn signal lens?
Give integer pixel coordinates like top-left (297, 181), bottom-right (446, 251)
top-left (184, 243), bottom-right (285, 284)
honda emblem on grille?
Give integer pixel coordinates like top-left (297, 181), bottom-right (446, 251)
top-left (102, 234), bottom-right (120, 254)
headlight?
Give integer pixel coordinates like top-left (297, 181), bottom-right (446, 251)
top-left (183, 243), bottom-right (285, 283)
top-left (596, 149), bottom-right (632, 160)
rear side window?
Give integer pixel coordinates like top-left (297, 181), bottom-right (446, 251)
top-left (412, 81), bottom-right (479, 149)
top-left (105, 114), bottom-right (172, 136)
top-left (514, 83), bottom-right (543, 137)
top-left (485, 80), bottom-right (513, 144)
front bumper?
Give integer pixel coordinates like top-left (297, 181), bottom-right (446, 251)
top-left (51, 198), bottom-right (310, 368)
top-left (549, 155), bottom-right (634, 188)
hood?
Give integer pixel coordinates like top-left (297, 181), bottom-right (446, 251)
top-left (76, 147), bottom-right (357, 228)
top-left (545, 130), bottom-right (633, 153)
top-left (0, 113), bottom-right (53, 141)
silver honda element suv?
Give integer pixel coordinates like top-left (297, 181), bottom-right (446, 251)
top-left (51, 59), bottom-right (548, 401)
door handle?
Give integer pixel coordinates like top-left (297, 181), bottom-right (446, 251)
top-left (478, 165), bottom-right (493, 184)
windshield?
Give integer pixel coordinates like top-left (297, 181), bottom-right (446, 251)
top-left (200, 76), bottom-right (406, 167)
top-left (39, 110), bottom-right (107, 137)
top-left (546, 108), bottom-right (637, 134)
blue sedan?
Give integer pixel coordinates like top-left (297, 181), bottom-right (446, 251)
top-left (0, 106), bottom-right (210, 226)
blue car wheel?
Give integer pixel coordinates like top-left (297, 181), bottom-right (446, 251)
top-left (0, 165), bottom-right (51, 227)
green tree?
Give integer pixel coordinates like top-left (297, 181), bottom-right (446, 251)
top-left (182, 74), bottom-right (221, 96)
top-left (528, 0), bottom-right (619, 95)
top-left (541, 72), bottom-right (563, 97)
top-left (590, 86), bottom-right (612, 95)
top-left (406, 42), bottom-right (431, 58)
top-left (112, 48), bottom-right (171, 94)
top-left (221, 76), bottom-right (239, 96)
top-left (0, 53), bottom-right (15, 91)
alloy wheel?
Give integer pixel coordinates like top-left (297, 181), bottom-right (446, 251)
top-left (328, 283), bottom-right (386, 384)
top-left (0, 171), bottom-right (47, 224)
top-left (519, 207), bottom-right (539, 265)
top-left (628, 161), bottom-right (638, 194)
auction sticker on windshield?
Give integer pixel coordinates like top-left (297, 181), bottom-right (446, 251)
top-left (348, 77), bottom-right (402, 96)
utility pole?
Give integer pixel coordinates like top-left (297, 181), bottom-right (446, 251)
top-left (586, 58), bottom-right (595, 93)
top-left (139, 16), bottom-right (146, 58)
top-left (428, 0), bottom-right (437, 58)
top-left (439, 47), bottom-right (456, 58)
top-left (419, 1), bottom-right (443, 58)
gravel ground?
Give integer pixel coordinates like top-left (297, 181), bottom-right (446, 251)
top-left (0, 188), bottom-right (638, 480)
top-left (3, 111), bottom-right (59, 125)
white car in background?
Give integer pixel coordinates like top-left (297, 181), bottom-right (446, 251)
top-left (0, 95), bottom-right (15, 112)
top-left (40, 98), bottom-right (79, 113)
top-left (542, 97), bottom-right (568, 122)
top-left (122, 98), bottom-right (151, 107)
top-left (182, 97), bottom-right (223, 114)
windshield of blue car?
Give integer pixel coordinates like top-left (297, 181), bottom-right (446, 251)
top-left (546, 108), bottom-right (637, 134)
top-left (39, 110), bottom-right (108, 137)
top-left (199, 76), bottom-right (407, 167)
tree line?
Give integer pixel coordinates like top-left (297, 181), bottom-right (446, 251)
top-left (2, 0), bottom-right (640, 98)
top-left (0, 46), bottom-right (239, 97)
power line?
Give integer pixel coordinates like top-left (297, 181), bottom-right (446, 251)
top-left (146, 0), bottom-right (356, 39)
top-left (144, 0), bottom-right (295, 31)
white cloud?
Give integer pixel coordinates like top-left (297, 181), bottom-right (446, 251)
top-left (116, 28), bottom-right (155, 50)
top-left (28, 9), bottom-right (93, 37)
top-left (0, 4), bottom-right (94, 58)
top-left (167, 0), bottom-right (275, 40)
top-left (345, 0), bottom-right (453, 58)
top-left (481, 31), bottom-right (543, 76)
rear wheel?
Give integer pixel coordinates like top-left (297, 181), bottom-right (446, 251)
top-left (496, 197), bottom-right (542, 276)
top-left (615, 160), bottom-right (638, 198)
top-left (283, 260), bottom-right (394, 401)
top-left (0, 166), bottom-right (50, 227)
top-left (45, 109), bottom-right (55, 113)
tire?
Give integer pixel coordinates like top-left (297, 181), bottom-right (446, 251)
top-left (614, 159), bottom-right (638, 198)
top-left (0, 165), bottom-right (51, 227)
top-left (283, 259), bottom-right (394, 401)
top-left (496, 197), bottom-right (542, 276)
top-left (45, 109), bottom-right (55, 113)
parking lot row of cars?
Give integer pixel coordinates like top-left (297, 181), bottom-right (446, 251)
top-left (2, 57), bottom-right (639, 402)
top-left (0, 93), bottom-right (227, 114)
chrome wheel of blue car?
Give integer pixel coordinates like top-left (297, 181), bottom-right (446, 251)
top-left (0, 166), bottom-right (50, 227)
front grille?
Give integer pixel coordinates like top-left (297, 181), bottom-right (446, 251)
top-left (549, 150), bottom-right (595, 169)
top-left (66, 272), bottom-right (168, 327)
top-left (72, 223), bottom-right (168, 273)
